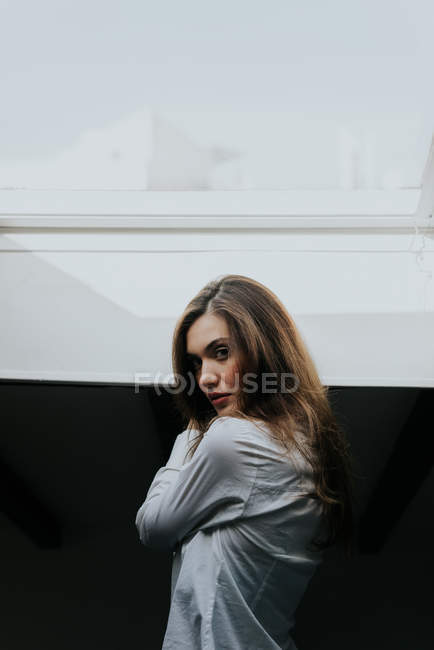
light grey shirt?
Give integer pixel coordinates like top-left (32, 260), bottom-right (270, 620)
top-left (135, 415), bottom-right (325, 650)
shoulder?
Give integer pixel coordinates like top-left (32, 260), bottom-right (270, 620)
top-left (202, 416), bottom-right (253, 458)
top-left (205, 416), bottom-right (254, 440)
top-left (201, 416), bottom-right (264, 466)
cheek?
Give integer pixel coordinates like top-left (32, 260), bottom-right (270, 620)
top-left (225, 361), bottom-right (240, 386)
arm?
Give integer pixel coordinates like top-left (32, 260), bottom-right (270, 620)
top-left (135, 417), bottom-right (257, 551)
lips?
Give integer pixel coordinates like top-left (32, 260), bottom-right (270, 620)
top-left (209, 393), bottom-right (231, 402)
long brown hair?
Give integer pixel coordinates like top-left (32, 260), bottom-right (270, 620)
top-left (171, 274), bottom-right (355, 555)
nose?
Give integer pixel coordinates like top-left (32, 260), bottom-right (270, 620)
top-left (198, 361), bottom-right (219, 391)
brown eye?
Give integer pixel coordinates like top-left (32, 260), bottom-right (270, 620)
top-left (216, 347), bottom-right (228, 359)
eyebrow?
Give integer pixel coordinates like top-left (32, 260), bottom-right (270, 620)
top-left (186, 337), bottom-right (230, 359)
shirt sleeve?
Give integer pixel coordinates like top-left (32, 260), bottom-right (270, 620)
top-left (135, 416), bottom-right (258, 552)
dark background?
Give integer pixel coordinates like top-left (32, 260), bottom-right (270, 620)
top-left (1, 382), bottom-right (433, 649)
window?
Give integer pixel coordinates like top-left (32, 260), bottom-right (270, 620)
top-left (1, 1), bottom-right (433, 228)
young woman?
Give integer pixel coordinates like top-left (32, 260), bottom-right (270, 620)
top-left (136, 274), bottom-right (354, 650)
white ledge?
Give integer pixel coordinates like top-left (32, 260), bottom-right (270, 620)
top-left (1, 188), bottom-right (431, 230)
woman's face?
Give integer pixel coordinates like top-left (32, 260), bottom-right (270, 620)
top-left (186, 313), bottom-right (240, 414)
